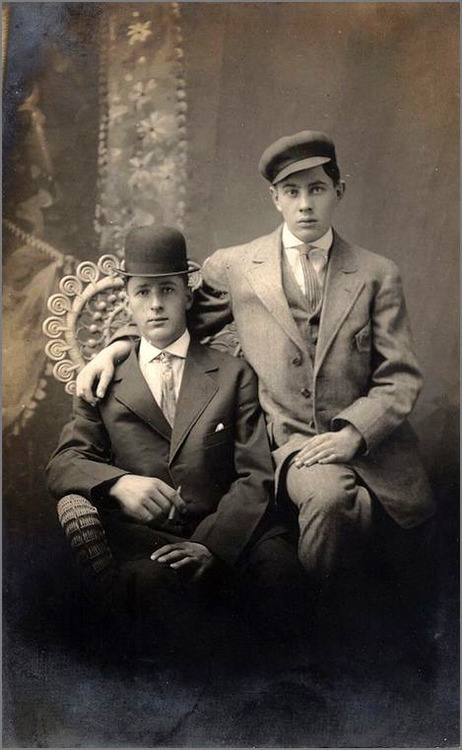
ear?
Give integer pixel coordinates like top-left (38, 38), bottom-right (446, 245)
top-left (269, 185), bottom-right (282, 213)
top-left (124, 292), bottom-right (132, 315)
top-left (184, 286), bottom-right (193, 311)
top-left (335, 180), bottom-right (346, 201)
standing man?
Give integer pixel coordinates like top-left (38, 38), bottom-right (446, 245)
top-left (77, 132), bottom-right (436, 614)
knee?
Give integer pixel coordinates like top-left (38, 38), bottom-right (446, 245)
top-left (244, 537), bottom-right (307, 593)
top-left (288, 464), bottom-right (356, 519)
top-left (122, 558), bottom-right (182, 611)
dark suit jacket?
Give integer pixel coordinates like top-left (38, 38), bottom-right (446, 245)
top-left (111, 227), bottom-right (436, 529)
top-left (47, 342), bottom-right (278, 567)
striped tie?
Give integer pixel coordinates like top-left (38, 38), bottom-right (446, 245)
top-left (158, 351), bottom-right (176, 426)
top-left (298, 244), bottom-right (322, 313)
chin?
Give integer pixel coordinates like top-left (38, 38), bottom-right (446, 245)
top-left (296, 228), bottom-right (325, 243)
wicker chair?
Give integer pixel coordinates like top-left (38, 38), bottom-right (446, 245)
top-left (43, 255), bottom-right (242, 581)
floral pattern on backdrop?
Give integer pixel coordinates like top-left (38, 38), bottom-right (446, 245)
top-left (95, 4), bottom-right (188, 259)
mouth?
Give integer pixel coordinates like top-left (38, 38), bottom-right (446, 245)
top-left (298, 219), bottom-right (317, 225)
top-left (148, 318), bottom-right (169, 325)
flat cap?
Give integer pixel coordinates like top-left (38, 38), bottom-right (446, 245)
top-left (259, 130), bottom-right (337, 184)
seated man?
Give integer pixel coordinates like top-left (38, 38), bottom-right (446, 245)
top-left (47, 225), bottom-right (306, 663)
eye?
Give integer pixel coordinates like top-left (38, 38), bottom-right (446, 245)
top-left (137, 289), bottom-right (149, 297)
top-left (283, 188), bottom-right (298, 197)
top-left (311, 186), bottom-right (325, 195)
top-left (162, 286), bottom-right (174, 294)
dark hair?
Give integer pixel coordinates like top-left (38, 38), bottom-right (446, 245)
top-left (123, 274), bottom-right (191, 289)
top-left (322, 161), bottom-right (341, 186)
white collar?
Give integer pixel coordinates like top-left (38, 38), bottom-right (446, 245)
top-left (282, 224), bottom-right (333, 253)
top-left (139, 329), bottom-right (191, 365)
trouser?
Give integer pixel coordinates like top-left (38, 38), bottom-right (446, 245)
top-left (283, 460), bottom-right (437, 638)
top-left (99, 509), bottom-right (309, 661)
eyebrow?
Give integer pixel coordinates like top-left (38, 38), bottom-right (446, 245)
top-left (282, 179), bottom-right (328, 188)
top-left (132, 278), bottom-right (179, 291)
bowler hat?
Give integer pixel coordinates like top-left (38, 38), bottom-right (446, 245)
top-left (119, 225), bottom-right (199, 277)
top-left (259, 130), bottom-right (337, 184)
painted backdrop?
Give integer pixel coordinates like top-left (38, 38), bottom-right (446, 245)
top-left (3, 4), bottom-right (459, 747)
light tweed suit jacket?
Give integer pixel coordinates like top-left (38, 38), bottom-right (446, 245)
top-left (113, 226), bottom-right (436, 529)
top-left (191, 226), bottom-right (435, 529)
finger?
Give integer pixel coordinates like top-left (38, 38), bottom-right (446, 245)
top-left (156, 549), bottom-right (189, 564)
top-left (149, 492), bottom-right (171, 515)
top-left (96, 368), bottom-right (114, 400)
top-left (159, 485), bottom-right (187, 513)
top-left (170, 557), bottom-right (194, 570)
top-left (301, 449), bottom-right (335, 467)
top-left (174, 485), bottom-right (187, 513)
top-left (151, 544), bottom-right (178, 561)
top-left (295, 436), bottom-right (331, 458)
top-left (295, 443), bottom-right (333, 466)
top-left (168, 504), bottom-right (176, 521)
top-left (317, 453), bottom-right (338, 464)
top-left (76, 377), bottom-right (97, 406)
top-left (136, 507), bottom-right (154, 524)
top-left (141, 496), bottom-right (167, 520)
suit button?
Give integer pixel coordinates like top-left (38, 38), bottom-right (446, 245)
top-left (301, 387), bottom-right (311, 398)
top-left (292, 356), bottom-right (302, 366)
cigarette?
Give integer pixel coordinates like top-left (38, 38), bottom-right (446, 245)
top-left (168, 485), bottom-right (182, 521)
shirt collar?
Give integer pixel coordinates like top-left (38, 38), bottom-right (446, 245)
top-left (139, 329), bottom-right (191, 365)
top-left (282, 223), bottom-right (333, 254)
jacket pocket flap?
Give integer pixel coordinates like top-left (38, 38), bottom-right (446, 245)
top-left (354, 321), bottom-right (372, 351)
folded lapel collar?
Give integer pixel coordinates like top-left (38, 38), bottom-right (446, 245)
top-left (169, 343), bottom-right (219, 462)
top-left (113, 347), bottom-right (172, 441)
top-left (315, 231), bottom-right (364, 375)
top-left (247, 226), bottom-right (308, 353)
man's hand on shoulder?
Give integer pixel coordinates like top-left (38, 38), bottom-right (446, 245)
top-left (294, 424), bottom-right (365, 468)
top-left (76, 340), bottom-right (132, 406)
top-left (109, 475), bottom-right (187, 524)
top-left (151, 541), bottom-right (215, 581)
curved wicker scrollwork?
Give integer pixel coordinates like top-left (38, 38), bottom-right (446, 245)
top-left (42, 255), bottom-right (130, 394)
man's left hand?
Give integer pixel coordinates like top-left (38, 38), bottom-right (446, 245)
top-left (151, 542), bottom-right (215, 581)
top-left (294, 424), bottom-right (364, 468)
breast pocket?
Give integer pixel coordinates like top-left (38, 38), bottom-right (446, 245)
top-left (353, 321), bottom-right (372, 353)
top-left (203, 425), bottom-right (234, 448)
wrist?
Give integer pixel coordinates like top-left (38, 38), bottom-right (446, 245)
top-left (341, 424), bottom-right (364, 452)
top-left (109, 474), bottom-right (131, 497)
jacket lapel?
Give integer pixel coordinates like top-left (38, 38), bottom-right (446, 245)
top-left (247, 226), bottom-right (308, 354)
top-left (169, 343), bottom-right (219, 463)
top-left (315, 232), bottom-right (364, 375)
top-left (113, 347), bottom-right (172, 441)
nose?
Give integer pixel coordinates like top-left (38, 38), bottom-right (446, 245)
top-left (149, 292), bottom-right (163, 310)
top-left (298, 190), bottom-right (313, 212)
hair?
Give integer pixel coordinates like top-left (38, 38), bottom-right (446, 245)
top-left (122, 274), bottom-right (191, 290)
top-left (322, 161), bottom-right (341, 186)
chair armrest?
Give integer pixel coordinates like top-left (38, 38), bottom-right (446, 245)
top-left (57, 494), bottom-right (114, 576)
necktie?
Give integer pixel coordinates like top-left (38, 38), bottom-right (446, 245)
top-left (158, 351), bottom-right (176, 426)
top-left (298, 244), bottom-right (322, 313)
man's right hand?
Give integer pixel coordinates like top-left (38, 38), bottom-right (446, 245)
top-left (109, 475), bottom-right (187, 524)
top-left (76, 340), bottom-right (132, 405)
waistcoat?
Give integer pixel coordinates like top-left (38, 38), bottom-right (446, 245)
top-left (280, 250), bottom-right (322, 363)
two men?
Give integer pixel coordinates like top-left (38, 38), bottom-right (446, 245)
top-left (47, 225), bottom-right (305, 656)
top-left (78, 131), bottom-right (436, 591)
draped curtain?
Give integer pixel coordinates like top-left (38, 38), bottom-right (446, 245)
top-left (3, 3), bottom-right (187, 434)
